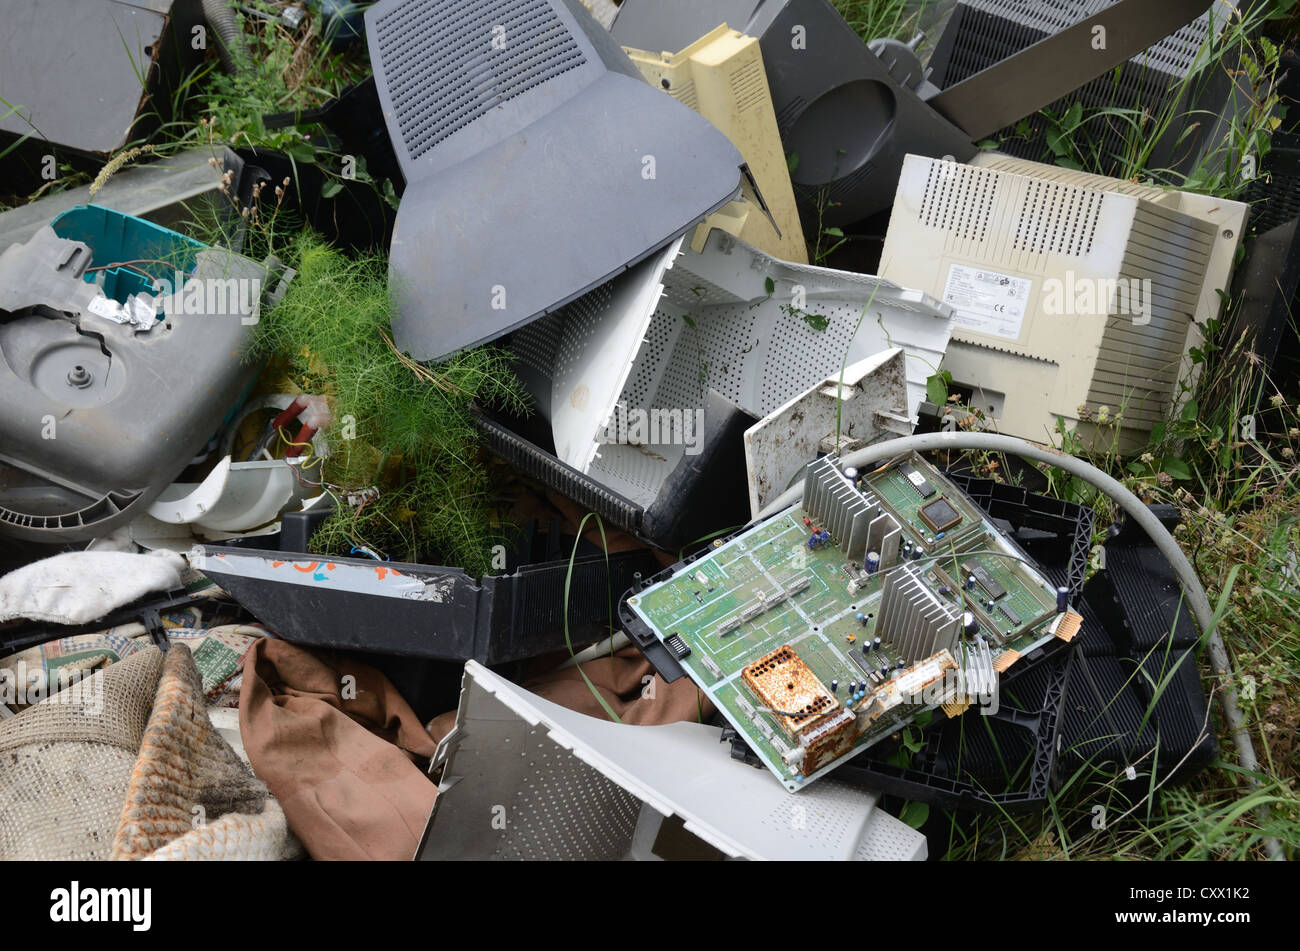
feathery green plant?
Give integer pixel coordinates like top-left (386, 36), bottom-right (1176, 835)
top-left (251, 237), bottom-right (528, 575)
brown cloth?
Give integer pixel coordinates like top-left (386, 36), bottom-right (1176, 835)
top-left (239, 639), bottom-right (438, 861)
top-left (427, 646), bottom-right (716, 742)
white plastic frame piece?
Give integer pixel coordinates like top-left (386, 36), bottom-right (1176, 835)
top-left (416, 660), bottom-right (928, 861)
top-left (743, 347), bottom-right (913, 519)
top-left (513, 230), bottom-right (954, 509)
top-left (146, 455), bottom-right (320, 533)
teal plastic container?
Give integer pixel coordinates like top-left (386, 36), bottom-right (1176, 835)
top-left (50, 204), bottom-right (207, 304)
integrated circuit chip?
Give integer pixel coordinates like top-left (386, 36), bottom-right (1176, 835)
top-left (961, 561), bottom-right (1007, 600)
top-left (919, 496), bottom-right (962, 532)
top-left (898, 462), bottom-right (937, 498)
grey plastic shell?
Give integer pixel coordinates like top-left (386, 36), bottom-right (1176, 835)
top-left (0, 231), bottom-right (268, 541)
top-left (366, 0), bottom-right (747, 361)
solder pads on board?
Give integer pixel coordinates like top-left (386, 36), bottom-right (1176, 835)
top-left (624, 453), bottom-right (1079, 791)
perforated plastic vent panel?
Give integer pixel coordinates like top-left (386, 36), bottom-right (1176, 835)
top-left (1013, 180), bottom-right (1103, 256)
top-left (373, 0), bottom-right (585, 161)
top-left (919, 162), bottom-right (999, 243)
top-left (418, 661), bottom-right (928, 860)
top-left (940, 0), bottom-right (1218, 85)
top-left (515, 230), bottom-right (953, 509)
top-left (492, 728), bottom-right (643, 860)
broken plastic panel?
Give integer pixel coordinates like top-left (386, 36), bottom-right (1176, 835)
top-left (0, 148), bottom-right (248, 252)
top-left (0, 205), bottom-right (288, 541)
top-left (1228, 219), bottom-right (1300, 401)
top-left (927, 0), bottom-right (1244, 177)
top-left (0, 1), bottom-right (202, 157)
top-left (743, 347), bottom-right (912, 519)
top-left (613, 0), bottom-right (978, 226)
top-left (512, 229), bottom-right (954, 511)
top-left (190, 545), bottom-right (660, 665)
top-left (417, 660), bottom-right (928, 860)
top-left (146, 456), bottom-right (321, 534)
top-left (623, 25), bottom-right (808, 262)
top-left (365, 0), bottom-right (748, 361)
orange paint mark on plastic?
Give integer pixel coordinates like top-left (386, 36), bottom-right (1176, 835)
top-left (293, 561), bottom-right (320, 573)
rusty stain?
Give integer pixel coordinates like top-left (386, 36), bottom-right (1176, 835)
top-left (741, 644), bottom-right (838, 740)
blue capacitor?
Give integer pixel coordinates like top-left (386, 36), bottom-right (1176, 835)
top-left (818, 530), bottom-right (831, 544)
top-left (807, 534), bottom-right (819, 549)
top-left (873, 636), bottom-right (882, 651)
top-left (1056, 586), bottom-right (1070, 612)
top-left (965, 574), bottom-right (977, 591)
top-left (897, 659), bottom-right (905, 669)
top-left (831, 679), bottom-right (838, 692)
top-left (865, 552), bottom-right (880, 574)
top-left (856, 612), bottom-right (866, 625)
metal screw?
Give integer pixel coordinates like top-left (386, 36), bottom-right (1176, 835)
top-left (66, 365), bottom-right (92, 388)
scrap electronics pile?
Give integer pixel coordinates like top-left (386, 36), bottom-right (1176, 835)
top-left (0, 0), bottom-right (1286, 862)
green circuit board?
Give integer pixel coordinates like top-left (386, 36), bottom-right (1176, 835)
top-left (625, 453), bottom-right (1077, 791)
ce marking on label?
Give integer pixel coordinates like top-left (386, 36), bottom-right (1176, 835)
top-left (993, 304), bottom-right (1007, 313)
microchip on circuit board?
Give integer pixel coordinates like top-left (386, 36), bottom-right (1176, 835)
top-left (919, 497), bottom-right (962, 532)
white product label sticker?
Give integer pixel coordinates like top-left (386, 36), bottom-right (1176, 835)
top-left (942, 264), bottom-right (1032, 341)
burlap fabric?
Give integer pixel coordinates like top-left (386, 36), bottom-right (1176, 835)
top-left (0, 645), bottom-right (301, 860)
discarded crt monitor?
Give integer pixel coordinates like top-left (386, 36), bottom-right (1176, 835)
top-left (879, 153), bottom-right (1247, 451)
top-left (0, 1), bottom-right (204, 177)
top-left (927, 0), bottom-right (1246, 178)
top-left (0, 205), bottom-right (288, 542)
top-left (611, 0), bottom-right (1209, 227)
top-left (417, 660), bottom-right (928, 859)
top-left (364, 0), bottom-right (748, 362)
top-left (506, 230), bottom-right (953, 543)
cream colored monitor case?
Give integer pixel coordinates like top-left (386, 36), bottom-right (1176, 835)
top-left (880, 153), bottom-right (1246, 449)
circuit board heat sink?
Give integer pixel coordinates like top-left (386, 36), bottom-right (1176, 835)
top-left (622, 452), bottom-right (1075, 791)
